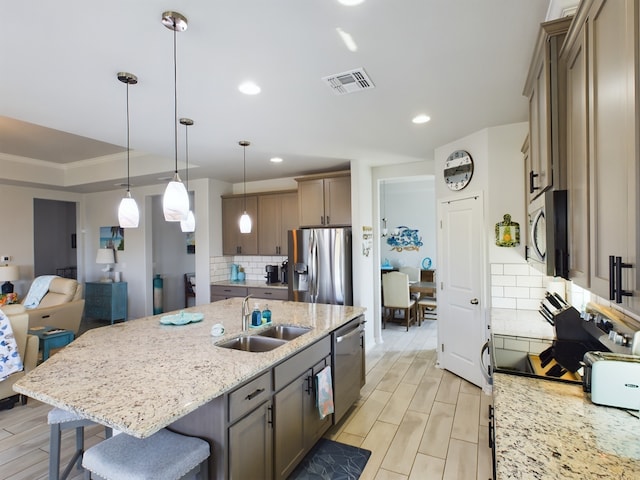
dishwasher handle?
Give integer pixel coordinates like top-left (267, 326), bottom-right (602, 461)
top-left (336, 326), bottom-right (362, 343)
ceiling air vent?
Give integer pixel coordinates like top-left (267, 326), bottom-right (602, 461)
top-left (322, 68), bottom-right (375, 95)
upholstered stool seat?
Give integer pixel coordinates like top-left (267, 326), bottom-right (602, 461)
top-left (417, 297), bottom-right (437, 324)
top-left (48, 407), bottom-right (113, 480)
top-left (82, 428), bottom-right (210, 480)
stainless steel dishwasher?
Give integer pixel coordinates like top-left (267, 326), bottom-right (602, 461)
top-left (332, 316), bottom-right (365, 423)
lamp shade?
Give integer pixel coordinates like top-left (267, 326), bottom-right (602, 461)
top-left (0, 265), bottom-right (19, 282)
top-left (96, 248), bottom-right (115, 265)
top-left (180, 210), bottom-right (196, 232)
top-left (163, 175), bottom-right (190, 221)
top-left (118, 193), bottom-right (140, 228)
top-left (239, 211), bottom-right (252, 233)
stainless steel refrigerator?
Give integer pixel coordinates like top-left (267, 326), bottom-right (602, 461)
top-left (287, 228), bottom-right (353, 305)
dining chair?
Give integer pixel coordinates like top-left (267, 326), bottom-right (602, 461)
top-left (382, 271), bottom-right (417, 331)
top-left (184, 273), bottom-right (195, 308)
top-left (399, 266), bottom-right (421, 301)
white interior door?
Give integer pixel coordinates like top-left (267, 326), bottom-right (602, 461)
top-left (438, 195), bottom-right (484, 387)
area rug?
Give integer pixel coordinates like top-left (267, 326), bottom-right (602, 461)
top-left (288, 438), bottom-right (372, 480)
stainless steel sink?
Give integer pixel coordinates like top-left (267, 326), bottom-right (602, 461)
top-left (217, 335), bottom-right (287, 352)
top-left (257, 325), bottom-right (311, 341)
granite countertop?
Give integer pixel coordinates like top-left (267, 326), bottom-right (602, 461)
top-left (491, 308), bottom-right (555, 339)
top-left (14, 298), bottom-right (365, 439)
top-left (212, 280), bottom-right (288, 290)
top-left (493, 372), bottom-right (640, 479)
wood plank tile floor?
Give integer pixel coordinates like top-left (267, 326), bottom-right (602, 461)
top-left (325, 320), bottom-right (493, 480)
top-left (0, 319), bottom-right (492, 480)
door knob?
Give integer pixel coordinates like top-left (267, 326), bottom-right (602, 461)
top-left (470, 298), bottom-right (479, 305)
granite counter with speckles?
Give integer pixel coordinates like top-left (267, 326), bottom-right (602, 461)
top-left (14, 298), bottom-right (365, 439)
top-left (493, 372), bottom-right (640, 479)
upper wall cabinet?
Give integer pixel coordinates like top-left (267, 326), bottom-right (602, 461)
top-left (222, 195), bottom-right (258, 255)
top-left (296, 171), bottom-right (351, 227)
top-left (258, 191), bottom-right (298, 255)
top-left (562, 0), bottom-right (639, 312)
top-left (523, 16), bottom-right (572, 202)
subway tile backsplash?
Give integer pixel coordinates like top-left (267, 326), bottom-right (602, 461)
top-left (491, 263), bottom-right (551, 310)
top-left (210, 255), bottom-right (287, 283)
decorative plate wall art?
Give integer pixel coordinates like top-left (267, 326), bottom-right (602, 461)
top-left (386, 226), bottom-right (423, 252)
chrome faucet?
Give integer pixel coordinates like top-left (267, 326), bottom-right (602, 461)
top-left (241, 295), bottom-right (252, 331)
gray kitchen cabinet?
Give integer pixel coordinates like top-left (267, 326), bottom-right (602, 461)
top-left (296, 172), bottom-right (351, 227)
top-left (274, 338), bottom-right (331, 480)
top-left (562, 0), bottom-right (639, 312)
top-left (222, 195), bottom-right (258, 255)
top-left (562, 15), bottom-right (590, 288)
top-left (247, 286), bottom-right (288, 301)
top-left (229, 400), bottom-right (273, 480)
top-left (523, 17), bottom-right (571, 201)
top-left (258, 191), bottom-right (298, 255)
top-left (210, 284), bottom-right (248, 302)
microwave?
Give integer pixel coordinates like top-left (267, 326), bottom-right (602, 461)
top-left (527, 189), bottom-right (568, 278)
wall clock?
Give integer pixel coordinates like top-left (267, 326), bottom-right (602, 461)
top-left (444, 150), bottom-right (474, 191)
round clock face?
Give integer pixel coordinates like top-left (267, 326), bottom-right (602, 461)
top-left (444, 150), bottom-right (474, 191)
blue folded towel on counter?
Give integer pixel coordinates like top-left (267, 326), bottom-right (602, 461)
top-left (315, 365), bottom-right (334, 419)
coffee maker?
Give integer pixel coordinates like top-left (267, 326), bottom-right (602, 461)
top-left (265, 265), bottom-right (279, 284)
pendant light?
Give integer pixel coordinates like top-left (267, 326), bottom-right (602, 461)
top-left (117, 72), bottom-right (140, 228)
top-left (161, 11), bottom-right (190, 222)
top-left (180, 117), bottom-right (195, 232)
top-left (238, 140), bottom-right (252, 233)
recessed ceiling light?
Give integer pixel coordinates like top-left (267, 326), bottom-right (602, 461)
top-left (412, 114), bottom-right (431, 124)
top-left (270, 157), bottom-right (283, 163)
top-left (336, 28), bottom-right (358, 52)
top-left (238, 81), bottom-right (261, 95)
top-left (338, 0), bottom-right (365, 6)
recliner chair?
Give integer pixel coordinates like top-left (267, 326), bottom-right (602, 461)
top-left (2, 277), bottom-right (85, 334)
top-left (0, 309), bottom-right (39, 407)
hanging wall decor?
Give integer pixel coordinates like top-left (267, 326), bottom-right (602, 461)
top-left (100, 226), bottom-right (125, 250)
top-left (186, 232), bottom-right (195, 254)
top-left (495, 214), bottom-right (520, 247)
top-left (386, 226), bottom-right (423, 252)
top-left (362, 226), bottom-right (372, 257)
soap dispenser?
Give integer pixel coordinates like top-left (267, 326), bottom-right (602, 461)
top-left (251, 306), bottom-right (262, 327)
top-left (262, 305), bottom-right (272, 324)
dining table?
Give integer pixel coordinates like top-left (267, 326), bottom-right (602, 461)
top-left (409, 281), bottom-right (436, 297)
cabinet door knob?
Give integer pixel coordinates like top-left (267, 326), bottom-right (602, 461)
top-left (470, 298), bottom-right (479, 305)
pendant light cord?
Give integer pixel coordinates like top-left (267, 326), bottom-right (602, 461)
top-left (173, 21), bottom-right (179, 175)
top-left (185, 123), bottom-right (189, 188)
top-left (243, 145), bottom-right (247, 211)
top-left (126, 81), bottom-right (131, 193)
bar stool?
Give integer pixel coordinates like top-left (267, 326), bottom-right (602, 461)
top-left (48, 407), bottom-right (113, 480)
top-left (417, 297), bottom-right (437, 324)
top-left (82, 428), bottom-right (210, 480)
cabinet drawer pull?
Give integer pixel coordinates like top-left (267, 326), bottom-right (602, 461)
top-left (245, 388), bottom-right (265, 401)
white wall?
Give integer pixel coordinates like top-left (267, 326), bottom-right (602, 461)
top-left (380, 178), bottom-right (436, 270)
top-left (0, 184), bottom-right (82, 296)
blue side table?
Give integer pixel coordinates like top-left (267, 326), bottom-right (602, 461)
top-left (28, 326), bottom-right (75, 362)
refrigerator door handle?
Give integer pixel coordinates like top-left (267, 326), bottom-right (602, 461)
top-left (309, 229), bottom-right (319, 302)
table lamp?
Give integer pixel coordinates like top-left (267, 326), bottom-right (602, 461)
top-left (96, 248), bottom-right (115, 282)
top-left (0, 265), bottom-right (19, 294)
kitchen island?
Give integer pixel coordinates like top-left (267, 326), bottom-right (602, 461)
top-left (14, 298), bottom-right (366, 479)
top-left (493, 372), bottom-right (640, 479)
